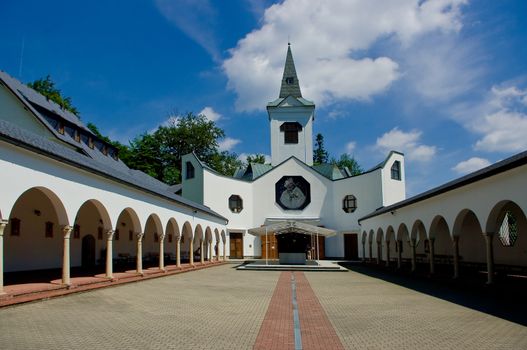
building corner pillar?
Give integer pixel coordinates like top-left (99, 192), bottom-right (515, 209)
top-left (397, 240), bottom-right (402, 269)
top-left (410, 238), bottom-right (417, 272)
top-left (159, 234), bottom-right (166, 271)
top-left (453, 236), bottom-right (460, 279)
top-left (429, 238), bottom-right (435, 275)
top-left (176, 237), bottom-right (181, 268)
top-left (200, 240), bottom-right (205, 264)
top-left (62, 225), bottom-right (73, 286)
top-left (105, 230), bottom-right (115, 279)
top-left (136, 233), bottom-right (144, 275)
top-left (483, 232), bottom-right (495, 284)
top-left (0, 220), bottom-right (8, 294)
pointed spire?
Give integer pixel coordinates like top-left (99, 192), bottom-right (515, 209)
top-left (279, 43), bottom-right (302, 98)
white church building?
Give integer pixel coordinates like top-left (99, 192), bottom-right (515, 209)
top-left (0, 44), bottom-right (526, 289)
top-left (181, 45), bottom-right (406, 262)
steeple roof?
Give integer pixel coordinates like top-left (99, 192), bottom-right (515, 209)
top-left (279, 44), bottom-right (302, 98)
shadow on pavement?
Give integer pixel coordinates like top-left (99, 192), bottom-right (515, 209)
top-left (340, 262), bottom-right (527, 327)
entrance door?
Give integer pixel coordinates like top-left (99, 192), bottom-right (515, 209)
top-left (229, 232), bottom-right (243, 259)
top-left (82, 234), bottom-right (96, 267)
top-left (261, 234), bottom-right (278, 259)
top-left (344, 234), bottom-right (358, 260)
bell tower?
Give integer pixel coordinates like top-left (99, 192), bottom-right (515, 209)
top-left (267, 44), bottom-right (315, 166)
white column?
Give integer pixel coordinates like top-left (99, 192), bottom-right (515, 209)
top-left (159, 234), bottom-right (165, 271)
top-left (189, 238), bottom-right (194, 265)
top-left (369, 241), bottom-right (373, 262)
top-left (385, 241), bottom-right (391, 267)
top-left (376, 241), bottom-right (381, 265)
top-left (0, 220), bottom-right (8, 294)
top-left (136, 233), bottom-right (144, 275)
top-left (483, 232), bottom-right (495, 284)
top-left (429, 238), bottom-right (435, 275)
top-left (200, 240), bottom-right (204, 264)
top-left (209, 241), bottom-right (213, 263)
top-left (397, 240), bottom-right (402, 269)
top-left (361, 241), bottom-right (366, 262)
top-left (453, 236), bottom-right (460, 279)
top-left (410, 238), bottom-right (417, 272)
top-left (105, 230), bottom-right (114, 279)
top-left (176, 237), bottom-right (181, 268)
top-left (223, 240), bottom-right (226, 261)
top-left (62, 225), bottom-right (73, 285)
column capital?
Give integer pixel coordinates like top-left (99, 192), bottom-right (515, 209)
top-left (410, 238), bottom-right (417, 246)
top-left (159, 233), bottom-right (166, 241)
top-left (136, 232), bottom-right (144, 240)
top-left (62, 225), bottom-right (73, 238)
top-left (106, 230), bottom-right (115, 239)
top-left (453, 235), bottom-right (460, 243)
top-left (0, 219), bottom-right (8, 236)
top-left (482, 231), bottom-right (494, 237)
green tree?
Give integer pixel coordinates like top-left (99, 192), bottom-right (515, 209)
top-left (27, 75), bottom-right (80, 116)
top-left (313, 133), bottom-right (329, 165)
top-left (246, 154), bottom-right (267, 164)
top-left (209, 151), bottom-right (244, 177)
top-left (332, 153), bottom-right (363, 176)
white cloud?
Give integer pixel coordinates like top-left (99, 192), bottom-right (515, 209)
top-left (155, 0), bottom-right (220, 61)
top-left (223, 0), bottom-right (467, 111)
top-left (456, 84), bottom-right (527, 153)
top-left (218, 137), bottom-right (241, 151)
top-left (452, 157), bottom-right (490, 174)
top-left (345, 141), bottom-right (356, 154)
top-left (237, 153), bottom-right (272, 164)
top-left (199, 106), bottom-right (222, 122)
top-left (375, 127), bottom-right (436, 162)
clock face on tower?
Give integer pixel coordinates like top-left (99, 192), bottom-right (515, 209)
top-left (275, 176), bottom-right (311, 210)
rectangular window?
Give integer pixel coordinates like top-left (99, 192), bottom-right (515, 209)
top-left (280, 122), bottom-right (302, 144)
top-left (10, 218), bottom-right (20, 236)
top-left (129, 230), bottom-right (134, 241)
top-left (186, 161), bottom-right (195, 179)
top-left (45, 221), bottom-right (54, 238)
top-left (88, 137), bottom-right (94, 149)
top-left (168, 234), bottom-right (173, 243)
top-left (73, 224), bottom-right (80, 239)
top-left (58, 122), bottom-right (65, 135)
top-left (74, 130), bottom-right (81, 142)
top-left (154, 232), bottom-right (159, 243)
top-left (391, 161), bottom-right (401, 180)
top-left (115, 229), bottom-right (120, 241)
top-left (97, 227), bottom-right (103, 240)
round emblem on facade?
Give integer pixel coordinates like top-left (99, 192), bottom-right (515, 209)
top-left (275, 176), bottom-right (311, 210)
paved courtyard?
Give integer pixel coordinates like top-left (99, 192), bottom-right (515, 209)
top-left (1, 264), bottom-right (526, 349)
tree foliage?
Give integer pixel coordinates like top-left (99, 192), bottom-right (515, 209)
top-left (332, 153), bottom-right (363, 176)
top-left (313, 133), bottom-right (329, 165)
top-left (246, 154), bottom-right (267, 164)
top-left (27, 75), bottom-right (80, 116)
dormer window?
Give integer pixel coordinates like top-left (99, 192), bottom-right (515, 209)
top-left (102, 145), bottom-right (108, 156)
top-left (88, 137), bottom-right (94, 149)
top-left (58, 122), bottom-right (65, 135)
top-left (75, 130), bottom-right (81, 142)
top-left (186, 161), bottom-right (195, 179)
top-left (280, 122), bottom-right (302, 144)
top-left (391, 161), bottom-right (401, 180)
top-left (285, 77), bottom-right (294, 84)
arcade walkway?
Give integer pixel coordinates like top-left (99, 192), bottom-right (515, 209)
top-left (0, 264), bottom-right (526, 349)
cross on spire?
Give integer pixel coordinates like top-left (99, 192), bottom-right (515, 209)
top-left (279, 44), bottom-right (302, 98)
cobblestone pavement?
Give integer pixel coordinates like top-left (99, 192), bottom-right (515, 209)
top-left (306, 269), bottom-right (527, 350)
top-left (0, 265), bottom-right (278, 350)
top-left (2, 264), bottom-right (527, 349)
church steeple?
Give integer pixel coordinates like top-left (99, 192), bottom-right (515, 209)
top-left (279, 44), bottom-right (302, 98)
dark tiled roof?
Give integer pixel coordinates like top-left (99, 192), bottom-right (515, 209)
top-left (0, 71), bottom-right (227, 223)
top-left (279, 44), bottom-right (302, 98)
top-left (359, 150), bottom-right (527, 223)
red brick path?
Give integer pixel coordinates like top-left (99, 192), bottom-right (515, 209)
top-left (254, 272), bottom-right (344, 350)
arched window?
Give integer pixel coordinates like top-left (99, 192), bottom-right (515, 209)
top-left (391, 161), bottom-right (401, 180)
top-left (280, 122), bottom-right (302, 144)
top-left (229, 195), bottom-right (243, 213)
top-left (342, 195), bottom-right (357, 213)
top-left (498, 211), bottom-right (518, 246)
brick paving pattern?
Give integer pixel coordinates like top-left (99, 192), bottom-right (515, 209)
top-left (254, 272), bottom-right (295, 350)
top-left (306, 269), bottom-right (527, 350)
top-left (1, 264), bottom-right (527, 349)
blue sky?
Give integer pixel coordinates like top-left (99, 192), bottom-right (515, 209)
top-left (1, 0), bottom-right (526, 196)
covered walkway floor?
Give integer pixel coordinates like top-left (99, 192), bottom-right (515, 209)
top-left (0, 261), bottom-right (225, 307)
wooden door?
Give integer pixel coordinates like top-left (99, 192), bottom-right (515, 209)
top-left (229, 232), bottom-right (243, 259)
top-left (344, 234), bottom-right (358, 260)
top-left (317, 236), bottom-right (325, 260)
top-left (261, 234), bottom-right (278, 260)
